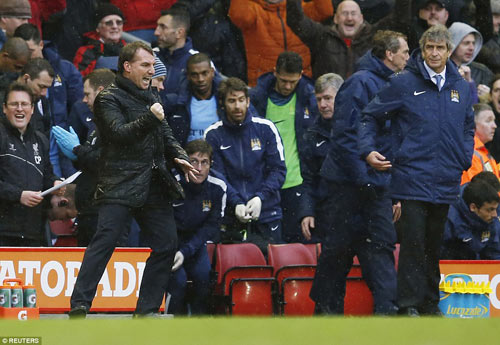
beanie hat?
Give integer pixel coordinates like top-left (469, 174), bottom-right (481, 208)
top-left (153, 57), bottom-right (167, 79)
top-left (94, 3), bottom-right (124, 28)
top-left (0, 0), bottom-right (31, 19)
top-left (416, 0), bottom-right (451, 10)
top-left (492, 0), bottom-right (500, 14)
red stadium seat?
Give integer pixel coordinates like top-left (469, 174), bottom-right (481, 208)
top-left (50, 220), bottom-right (77, 247)
top-left (304, 243), bottom-right (320, 262)
top-left (206, 242), bottom-right (216, 266)
top-left (344, 277), bottom-right (374, 315)
top-left (267, 243), bottom-right (317, 315)
top-left (394, 243), bottom-right (400, 271)
top-left (214, 243), bottom-right (274, 315)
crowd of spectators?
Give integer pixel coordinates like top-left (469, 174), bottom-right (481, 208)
top-left (2, 0), bottom-right (500, 316)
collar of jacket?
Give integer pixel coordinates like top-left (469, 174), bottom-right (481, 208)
top-left (1, 115), bottom-right (34, 138)
top-left (406, 49), bottom-right (462, 84)
top-left (256, 0), bottom-right (285, 11)
top-left (220, 106), bottom-right (254, 129)
top-left (457, 196), bottom-right (491, 231)
top-left (115, 74), bottom-right (156, 105)
top-left (160, 37), bottom-right (194, 59)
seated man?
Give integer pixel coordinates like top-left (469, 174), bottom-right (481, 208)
top-left (167, 53), bottom-right (221, 147)
top-left (205, 77), bottom-right (286, 255)
top-left (461, 103), bottom-right (500, 184)
top-left (0, 82), bottom-right (61, 246)
top-left (442, 176), bottom-right (500, 260)
top-left (167, 139), bottom-right (227, 315)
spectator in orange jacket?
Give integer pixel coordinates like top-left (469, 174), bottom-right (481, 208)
top-left (228, 0), bottom-right (333, 87)
top-left (462, 103), bottom-right (500, 184)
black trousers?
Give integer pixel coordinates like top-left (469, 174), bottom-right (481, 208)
top-left (70, 196), bottom-right (177, 314)
top-left (280, 184), bottom-right (306, 243)
top-left (310, 182), bottom-right (398, 314)
top-left (397, 200), bottom-right (449, 312)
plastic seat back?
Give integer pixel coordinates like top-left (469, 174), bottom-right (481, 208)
top-left (344, 277), bottom-right (374, 315)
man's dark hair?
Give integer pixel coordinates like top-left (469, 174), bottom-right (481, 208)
top-left (372, 30), bottom-right (408, 60)
top-left (185, 139), bottom-right (213, 162)
top-left (118, 41), bottom-right (153, 74)
top-left (160, 6), bottom-right (190, 32)
top-left (275, 51), bottom-right (303, 74)
top-left (463, 180), bottom-right (500, 209)
top-left (187, 53), bottom-right (211, 70)
top-left (4, 81), bottom-right (34, 105)
top-left (491, 74), bottom-right (500, 94)
top-left (471, 171), bottom-right (500, 192)
top-left (218, 77), bottom-right (249, 105)
top-left (85, 68), bottom-right (116, 90)
top-left (0, 37), bottom-right (30, 60)
top-left (13, 23), bottom-right (41, 44)
top-left (21, 57), bottom-right (55, 79)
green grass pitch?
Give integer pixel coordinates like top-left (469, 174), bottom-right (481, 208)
top-left (0, 317), bottom-right (498, 345)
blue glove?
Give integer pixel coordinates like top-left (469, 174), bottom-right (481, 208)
top-left (51, 126), bottom-right (80, 161)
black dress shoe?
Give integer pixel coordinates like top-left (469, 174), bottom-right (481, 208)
top-left (68, 305), bottom-right (88, 319)
top-left (399, 307), bottom-right (420, 317)
top-left (420, 305), bottom-right (444, 316)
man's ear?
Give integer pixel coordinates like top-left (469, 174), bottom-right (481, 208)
top-left (469, 203), bottom-right (479, 213)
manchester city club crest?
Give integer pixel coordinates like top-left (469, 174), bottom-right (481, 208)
top-left (250, 138), bottom-right (262, 151)
top-left (451, 90), bottom-right (460, 103)
top-left (202, 200), bottom-right (212, 212)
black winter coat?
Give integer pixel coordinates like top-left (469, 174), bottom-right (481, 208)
top-left (93, 74), bottom-right (188, 207)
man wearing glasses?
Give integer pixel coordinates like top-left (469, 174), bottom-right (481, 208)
top-left (0, 82), bottom-right (62, 246)
top-left (73, 3), bottom-right (126, 77)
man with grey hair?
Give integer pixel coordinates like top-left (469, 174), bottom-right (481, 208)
top-left (308, 30), bottom-right (408, 315)
top-left (360, 24), bottom-right (475, 316)
top-left (448, 22), bottom-right (493, 98)
top-left (299, 73), bottom-right (343, 243)
top-left (0, 0), bottom-right (31, 50)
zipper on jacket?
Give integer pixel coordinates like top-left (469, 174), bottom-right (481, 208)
top-left (239, 136), bottom-right (247, 199)
top-left (277, 8), bottom-right (288, 51)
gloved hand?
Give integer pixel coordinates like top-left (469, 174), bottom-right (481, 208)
top-left (171, 251), bottom-right (184, 272)
top-left (235, 204), bottom-right (250, 223)
top-left (246, 197), bottom-right (262, 221)
top-left (51, 126), bottom-right (79, 161)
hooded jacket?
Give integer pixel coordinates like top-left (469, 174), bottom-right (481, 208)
top-left (321, 51), bottom-right (394, 187)
top-left (93, 74), bottom-right (188, 207)
top-left (204, 108), bottom-right (286, 223)
top-left (442, 196), bottom-right (500, 260)
top-left (360, 51), bottom-right (475, 203)
top-left (448, 22), bottom-right (493, 87)
top-left (229, 0), bottom-right (333, 86)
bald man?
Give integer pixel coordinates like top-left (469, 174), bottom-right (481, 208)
top-left (287, 0), bottom-right (411, 79)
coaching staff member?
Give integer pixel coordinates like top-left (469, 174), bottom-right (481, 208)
top-left (69, 41), bottom-right (196, 318)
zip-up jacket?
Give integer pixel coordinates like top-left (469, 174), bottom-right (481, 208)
top-left (0, 118), bottom-right (57, 240)
top-left (229, 0), bottom-right (332, 86)
top-left (320, 51), bottom-right (393, 187)
top-left (204, 109), bottom-right (286, 223)
top-left (173, 172), bottom-right (227, 259)
top-left (93, 74), bottom-right (189, 206)
top-left (156, 37), bottom-right (200, 104)
top-left (298, 116), bottom-right (332, 220)
top-left (442, 197), bottom-right (500, 260)
top-left (250, 72), bottom-right (318, 176)
top-left (360, 51), bottom-right (475, 203)
top-left (166, 74), bottom-right (222, 147)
